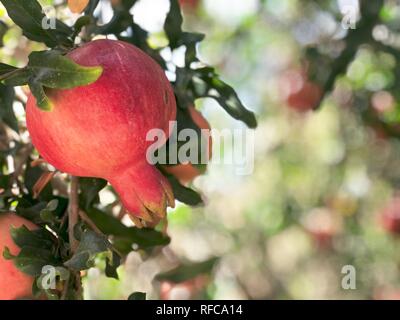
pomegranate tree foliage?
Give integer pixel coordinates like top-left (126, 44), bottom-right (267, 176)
top-left (0, 0), bottom-right (256, 299)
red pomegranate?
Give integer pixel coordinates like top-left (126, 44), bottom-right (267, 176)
top-left (381, 197), bottom-right (400, 234)
top-left (26, 40), bottom-right (176, 220)
top-left (179, 0), bottom-right (200, 11)
top-left (0, 214), bottom-right (36, 300)
top-left (280, 69), bottom-right (322, 112)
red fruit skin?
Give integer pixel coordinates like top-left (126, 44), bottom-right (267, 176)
top-left (0, 214), bottom-right (36, 300)
top-left (287, 82), bottom-right (322, 112)
top-left (179, 0), bottom-right (199, 10)
top-left (280, 69), bottom-right (322, 112)
top-left (26, 39), bottom-right (176, 219)
top-left (381, 198), bottom-right (400, 234)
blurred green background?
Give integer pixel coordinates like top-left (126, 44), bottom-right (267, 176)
top-left (4, 0), bottom-right (400, 300)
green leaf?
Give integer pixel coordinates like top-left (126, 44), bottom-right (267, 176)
top-left (28, 50), bottom-right (103, 90)
top-left (193, 67), bottom-right (257, 128)
top-left (128, 292), bottom-right (146, 300)
top-left (12, 246), bottom-right (59, 276)
top-left (2, 246), bottom-right (13, 260)
top-left (164, 0), bottom-right (183, 49)
top-left (0, 63), bottom-right (18, 76)
top-left (166, 173), bottom-right (203, 206)
top-left (105, 250), bottom-right (121, 279)
top-left (16, 202), bottom-right (47, 223)
top-left (10, 225), bottom-right (54, 250)
top-left (28, 80), bottom-right (53, 111)
top-left (97, 9), bottom-right (132, 35)
top-left (0, 84), bottom-right (18, 132)
top-left (156, 258), bottom-right (218, 283)
top-left (1, 68), bottom-right (32, 86)
top-left (84, 0), bottom-right (101, 15)
top-left (78, 177), bottom-right (107, 209)
top-left (0, 0), bottom-right (72, 47)
top-left (73, 15), bottom-right (92, 37)
top-left (46, 199), bottom-right (59, 212)
top-left (182, 32), bottom-right (205, 66)
top-left (39, 200), bottom-right (60, 224)
top-left (165, 107), bottom-right (209, 166)
top-left (85, 207), bottom-right (170, 252)
top-left (64, 230), bottom-right (111, 271)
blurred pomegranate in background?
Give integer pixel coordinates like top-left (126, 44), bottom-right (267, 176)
top-left (371, 91), bottom-right (395, 114)
top-left (179, 0), bottom-right (200, 12)
top-left (279, 69), bottom-right (322, 112)
top-left (380, 197), bottom-right (400, 234)
top-left (374, 287), bottom-right (400, 300)
top-left (303, 208), bottom-right (342, 249)
top-left (159, 275), bottom-right (208, 300)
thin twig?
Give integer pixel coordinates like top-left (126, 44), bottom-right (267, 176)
top-left (68, 176), bottom-right (80, 253)
top-left (116, 205), bottom-right (125, 220)
top-left (78, 210), bottom-right (102, 234)
top-left (78, 209), bottom-right (124, 258)
top-left (60, 276), bottom-right (70, 300)
top-left (12, 144), bottom-right (33, 184)
top-left (0, 67), bottom-right (24, 82)
top-left (33, 171), bottom-right (56, 199)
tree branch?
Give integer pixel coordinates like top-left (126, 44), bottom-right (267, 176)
top-left (68, 176), bottom-right (80, 253)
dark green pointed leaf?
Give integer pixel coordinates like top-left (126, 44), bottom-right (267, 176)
top-left (17, 197), bottom-right (67, 225)
top-left (16, 202), bottom-right (47, 223)
top-left (193, 68), bottom-right (257, 128)
top-left (85, 207), bottom-right (170, 252)
top-left (97, 9), bottom-right (132, 35)
top-left (128, 292), bottom-right (146, 300)
top-left (28, 50), bottom-right (103, 90)
top-left (166, 173), bottom-right (203, 206)
top-left (84, 0), bottom-right (101, 15)
top-left (0, 84), bottom-right (18, 132)
top-left (12, 246), bottom-right (58, 276)
top-left (38, 200), bottom-right (59, 223)
top-left (10, 225), bottom-right (54, 250)
top-left (46, 199), bottom-right (59, 212)
top-left (0, 63), bottom-right (18, 76)
top-left (28, 80), bottom-right (53, 111)
top-left (182, 32), bottom-right (205, 66)
top-left (64, 230), bottom-right (111, 271)
top-left (156, 258), bottom-right (218, 283)
top-left (1, 68), bottom-right (32, 86)
top-left (105, 250), bottom-right (121, 279)
top-left (79, 177), bottom-right (107, 209)
top-left (0, 65), bottom-right (32, 87)
top-left (2, 246), bottom-right (13, 260)
top-left (164, 0), bottom-right (183, 49)
top-left (164, 107), bottom-right (209, 166)
top-left (0, 0), bottom-right (72, 47)
top-left (73, 15), bottom-right (92, 37)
